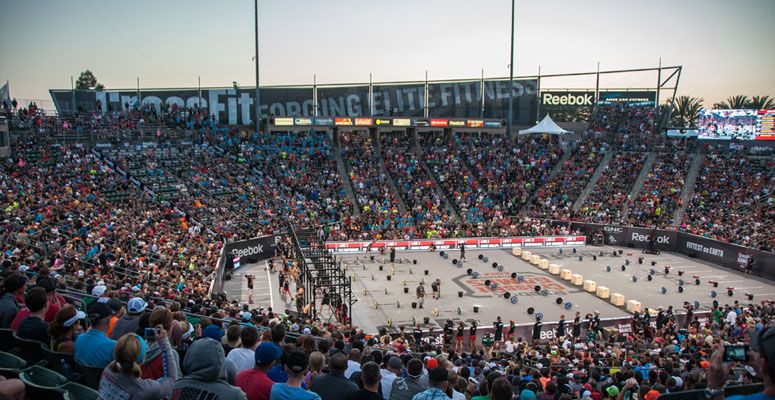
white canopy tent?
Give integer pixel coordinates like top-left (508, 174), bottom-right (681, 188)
top-left (518, 114), bottom-right (572, 135)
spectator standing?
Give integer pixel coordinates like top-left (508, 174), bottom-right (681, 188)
top-left (347, 361), bottom-right (382, 400)
top-left (228, 325), bottom-right (260, 374)
top-left (236, 342), bottom-right (282, 400)
top-left (389, 359), bottom-right (426, 400)
top-left (269, 351), bottom-right (321, 400)
top-left (412, 367), bottom-right (450, 400)
top-left (311, 353), bottom-right (358, 400)
top-left (173, 338), bottom-right (247, 400)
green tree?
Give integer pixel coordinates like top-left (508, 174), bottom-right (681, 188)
top-left (748, 95), bottom-right (775, 109)
top-left (669, 96), bottom-right (704, 127)
top-left (715, 95), bottom-right (749, 109)
top-left (75, 70), bottom-right (105, 90)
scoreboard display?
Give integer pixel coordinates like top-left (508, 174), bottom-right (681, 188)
top-left (698, 109), bottom-right (775, 140)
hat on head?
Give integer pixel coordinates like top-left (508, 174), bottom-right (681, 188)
top-left (286, 351), bottom-right (308, 373)
top-left (87, 302), bottom-right (113, 321)
top-left (127, 297), bottom-right (147, 314)
top-left (241, 311), bottom-right (252, 322)
top-left (520, 389), bottom-right (536, 400)
top-left (606, 386), bottom-right (620, 397)
top-left (255, 342), bottom-right (282, 365)
top-left (429, 367), bottom-right (448, 382)
top-left (63, 310), bottom-right (87, 327)
top-left (202, 324), bottom-right (224, 341)
top-left (92, 285), bottom-right (107, 297)
top-left (107, 298), bottom-right (123, 313)
top-left (302, 327), bottom-right (311, 335)
top-left (426, 358), bottom-right (438, 370)
top-left (388, 356), bottom-right (403, 370)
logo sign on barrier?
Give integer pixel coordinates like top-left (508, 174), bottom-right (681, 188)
top-left (448, 119), bottom-right (466, 127)
top-left (430, 118), bottom-right (449, 127)
top-left (467, 120), bottom-right (484, 127)
top-left (324, 236), bottom-right (586, 253)
top-left (314, 118), bottom-right (334, 126)
top-left (375, 118), bottom-right (392, 126)
top-left (335, 117), bottom-right (353, 126)
top-left (393, 118), bottom-right (411, 127)
top-left (413, 119), bottom-right (430, 127)
top-left (541, 91), bottom-right (595, 106)
top-left (274, 117), bottom-right (294, 126)
top-left (294, 117), bottom-right (313, 126)
top-left (223, 234), bottom-right (284, 269)
top-left (355, 118), bottom-right (373, 126)
top-left (484, 121), bottom-right (502, 128)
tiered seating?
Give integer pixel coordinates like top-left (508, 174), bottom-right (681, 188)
top-left (525, 134), bottom-right (607, 220)
top-left (626, 151), bottom-right (691, 227)
top-left (578, 152), bottom-right (646, 224)
top-left (683, 155), bottom-right (774, 251)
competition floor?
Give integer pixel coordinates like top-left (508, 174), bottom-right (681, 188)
top-left (343, 246), bottom-right (775, 334)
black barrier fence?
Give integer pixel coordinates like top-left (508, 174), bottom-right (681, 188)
top-left (209, 234), bottom-right (286, 297)
top-left (542, 219), bottom-right (775, 279)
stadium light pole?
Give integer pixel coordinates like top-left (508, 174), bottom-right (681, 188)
top-left (507, 0), bottom-right (515, 136)
top-left (255, 0), bottom-right (261, 133)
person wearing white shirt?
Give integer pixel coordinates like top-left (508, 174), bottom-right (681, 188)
top-left (345, 349), bottom-right (362, 379)
top-left (381, 356), bottom-right (402, 399)
top-left (726, 309), bottom-right (738, 326)
top-left (226, 326), bottom-right (259, 375)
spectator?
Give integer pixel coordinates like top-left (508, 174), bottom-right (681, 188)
top-left (268, 344), bottom-right (295, 383)
top-left (0, 274), bottom-right (26, 328)
top-left (312, 352), bottom-right (358, 400)
top-left (707, 328), bottom-right (775, 400)
top-left (16, 286), bottom-right (49, 344)
top-left (381, 355), bottom-right (403, 399)
top-left (110, 297), bottom-right (148, 340)
top-left (390, 358), bottom-right (427, 400)
top-left (269, 350), bottom-right (321, 400)
top-left (141, 307), bottom-right (182, 380)
top-left (489, 377), bottom-right (514, 400)
top-left (236, 341), bottom-right (282, 400)
top-left (346, 361), bottom-right (381, 400)
top-left (173, 338), bottom-right (247, 400)
top-left (413, 367), bottom-right (450, 400)
top-left (74, 302), bottom-right (118, 369)
top-left (97, 328), bottom-right (177, 399)
top-left (228, 325), bottom-right (260, 374)
top-left (303, 351), bottom-right (325, 388)
top-left (346, 348), bottom-right (363, 378)
top-left (105, 298), bottom-right (124, 338)
top-left (48, 304), bottom-right (86, 354)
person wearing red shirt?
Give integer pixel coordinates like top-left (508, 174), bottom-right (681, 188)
top-left (236, 342), bottom-right (281, 400)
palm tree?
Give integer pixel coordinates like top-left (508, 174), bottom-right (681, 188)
top-left (716, 95), bottom-right (750, 109)
top-left (748, 95), bottom-right (775, 109)
top-left (669, 96), bottom-right (704, 127)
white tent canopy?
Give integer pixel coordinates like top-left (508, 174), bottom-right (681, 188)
top-left (518, 114), bottom-right (572, 135)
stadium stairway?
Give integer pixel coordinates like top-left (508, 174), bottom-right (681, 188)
top-left (573, 150), bottom-right (614, 211)
top-left (521, 149), bottom-right (571, 212)
top-left (334, 137), bottom-right (361, 217)
top-left (621, 151), bottom-right (656, 220)
top-left (412, 139), bottom-right (462, 221)
top-left (672, 153), bottom-right (704, 228)
top-left (372, 131), bottom-right (408, 214)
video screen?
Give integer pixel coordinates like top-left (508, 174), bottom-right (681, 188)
top-left (698, 109), bottom-right (757, 140)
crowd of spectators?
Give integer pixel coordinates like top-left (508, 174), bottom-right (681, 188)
top-left (525, 134), bottom-right (608, 221)
top-left (577, 152), bottom-right (646, 224)
top-left (682, 154), bottom-right (774, 252)
top-left (626, 152), bottom-right (691, 228)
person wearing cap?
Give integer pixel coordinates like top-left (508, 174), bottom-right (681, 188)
top-left (173, 337), bottom-right (247, 400)
top-left (236, 341), bottom-right (281, 400)
top-left (105, 298), bottom-right (124, 338)
top-left (228, 325), bottom-right (260, 375)
top-left (311, 352), bottom-right (358, 400)
top-left (412, 367), bottom-right (449, 400)
top-left (381, 355), bottom-right (403, 399)
top-left (707, 326), bottom-right (775, 400)
top-left (0, 273), bottom-right (26, 329)
top-left (74, 301), bottom-right (118, 369)
top-left (270, 350), bottom-right (321, 400)
top-left (47, 304), bottom-right (86, 354)
top-left (111, 297), bottom-right (148, 340)
top-left (390, 358), bottom-right (427, 400)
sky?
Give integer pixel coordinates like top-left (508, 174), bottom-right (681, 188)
top-left (1, 0), bottom-right (773, 111)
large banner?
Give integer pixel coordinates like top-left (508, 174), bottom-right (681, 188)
top-left (222, 234), bottom-right (285, 269)
top-left (542, 220), bottom-right (775, 278)
top-left (325, 236), bottom-right (586, 254)
top-left (50, 78), bottom-right (537, 126)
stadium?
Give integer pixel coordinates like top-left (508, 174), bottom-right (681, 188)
top-left (0, 1), bottom-right (774, 400)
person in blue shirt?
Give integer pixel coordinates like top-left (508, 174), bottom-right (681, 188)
top-left (270, 351), bottom-right (320, 400)
top-left (74, 301), bottom-right (119, 369)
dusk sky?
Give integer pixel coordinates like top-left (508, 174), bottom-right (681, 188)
top-left (1, 0), bottom-right (773, 110)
